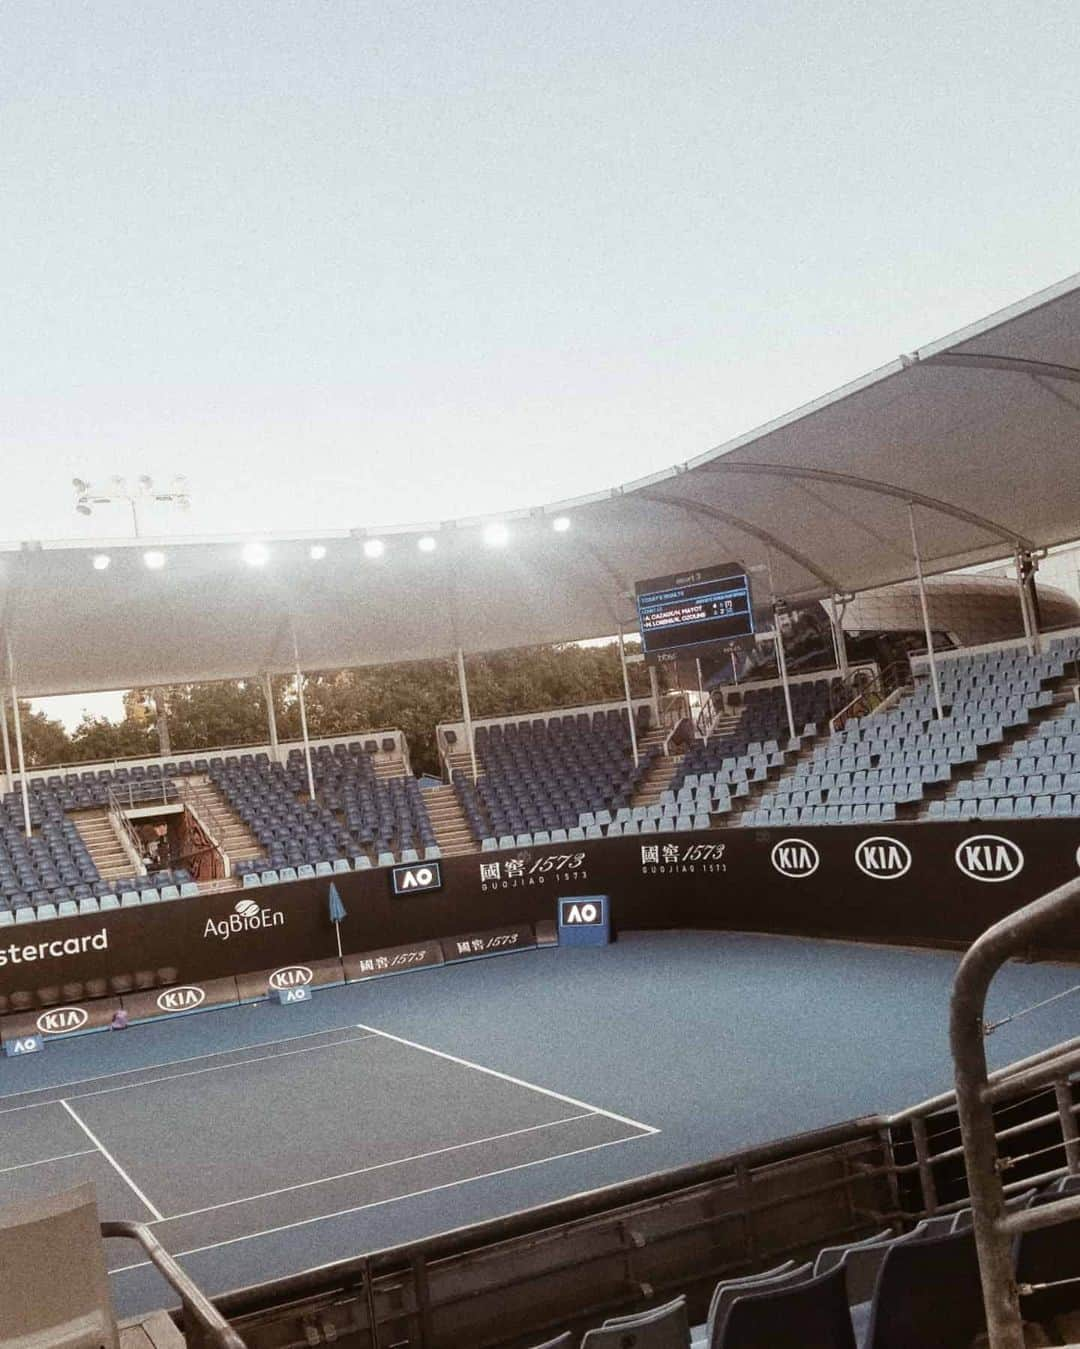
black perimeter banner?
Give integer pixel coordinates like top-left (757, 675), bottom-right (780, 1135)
top-left (2, 820), bottom-right (1080, 1001)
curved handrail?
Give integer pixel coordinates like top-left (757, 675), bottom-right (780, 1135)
top-left (949, 876), bottom-right (1080, 1349)
top-left (101, 1219), bottom-right (246, 1348)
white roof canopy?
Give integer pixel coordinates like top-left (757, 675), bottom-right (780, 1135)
top-left (4, 270), bottom-right (1080, 697)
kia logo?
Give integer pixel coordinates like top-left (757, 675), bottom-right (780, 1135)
top-left (855, 836), bottom-right (912, 880)
top-left (269, 965), bottom-right (313, 990)
top-left (955, 835), bottom-right (1024, 883)
top-left (770, 838), bottom-right (820, 878)
top-left (36, 1006), bottom-right (88, 1035)
top-left (156, 986), bottom-right (206, 1012)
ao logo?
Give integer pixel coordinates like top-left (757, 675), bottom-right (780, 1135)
top-left (855, 837), bottom-right (912, 880)
top-left (401, 867), bottom-right (435, 890)
top-left (235, 899), bottom-right (261, 918)
top-left (955, 835), bottom-right (1024, 883)
top-left (770, 838), bottom-right (820, 878)
top-left (392, 860), bottom-right (443, 895)
top-left (156, 986), bottom-right (205, 1013)
top-left (36, 1006), bottom-right (88, 1035)
top-left (564, 902), bottom-right (601, 924)
top-left (269, 965), bottom-right (313, 990)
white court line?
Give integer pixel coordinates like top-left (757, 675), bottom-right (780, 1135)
top-left (60, 1100), bottom-right (165, 1223)
top-left (109, 1128), bottom-right (655, 1275)
top-left (159, 1110), bottom-right (598, 1222)
top-left (0, 1023), bottom-right (367, 1108)
top-left (0, 1148), bottom-right (98, 1177)
top-left (354, 1022), bottom-right (660, 1135)
top-left (0, 1035), bottom-right (377, 1114)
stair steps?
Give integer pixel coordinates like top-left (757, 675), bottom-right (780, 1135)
top-left (71, 808), bottom-right (133, 881)
top-left (424, 784), bottom-right (478, 856)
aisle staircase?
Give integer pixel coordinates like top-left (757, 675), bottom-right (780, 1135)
top-left (424, 785), bottom-right (477, 856)
top-left (180, 777), bottom-right (263, 869)
top-left (630, 730), bottom-right (681, 809)
top-left (72, 808), bottom-right (133, 883)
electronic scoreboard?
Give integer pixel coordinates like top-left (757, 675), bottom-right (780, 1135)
top-left (635, 563), bottom-right (754, 661)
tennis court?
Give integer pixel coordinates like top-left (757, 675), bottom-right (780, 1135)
top-left (0, 1021), bottom-right (657, 1275)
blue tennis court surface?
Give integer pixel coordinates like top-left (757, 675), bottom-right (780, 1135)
top-left (1, 931), bottom-right (1076, 1318)
top-left (0, 1021), bottom-right (656, 1275)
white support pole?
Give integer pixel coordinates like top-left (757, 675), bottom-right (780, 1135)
top-left (1014, 547), bottom-right (1036, 657)
top-left (10, 683), bottom-right (32, 837)
top-left (773, 610), bottom-right (797, 744)
top-left (617, 627), bottom-right (640, 767)
top-left (829, 596), bottom-right (850, 681)
top-left (262, 673), bottom-right (280, 762)
top-left (456, 648), bottom-right (478, 784)
top-left (730, 649), bottom-right (739, 686)
top-left (648, 664), bottom-right (660, 725)
top-left (909, 503), bottom-right (944, 720)
top-left (764, 552), bottom-right (796, 744)
top-left (291, 639), bottom-right (316, 802)
top-left (0, 685), bottom-right (12, 797)
top-left (696, 657), bottom-right (708, 745)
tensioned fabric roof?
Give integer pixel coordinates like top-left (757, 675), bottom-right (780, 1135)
top-left (4, 270), bottom-right (1080, 697)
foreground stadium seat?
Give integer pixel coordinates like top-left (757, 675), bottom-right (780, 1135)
top-left (0, 1182), bottom-right (118, 1349)
top-left (862, 1228), bottom-right (984, 1349)
top-left (584, 1294), bottom-right (689, 1346)
top-left (714, 1263), bottom-right (854, 1348)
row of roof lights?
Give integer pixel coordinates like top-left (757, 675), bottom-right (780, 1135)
top-left (88, 517), bottom-right (572, 570)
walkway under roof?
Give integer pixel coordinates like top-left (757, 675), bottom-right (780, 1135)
top-left (3, 270), bottom-right (1080, 696)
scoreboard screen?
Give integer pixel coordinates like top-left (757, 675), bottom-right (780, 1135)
top-left (635, 564), bottom-right (754, 658)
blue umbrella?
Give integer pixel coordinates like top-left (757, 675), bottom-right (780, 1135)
top-left (328, 882), bottom-right (346, 959)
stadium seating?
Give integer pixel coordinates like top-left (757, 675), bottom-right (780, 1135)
top-left (213, 742), bottom-right (436, 871)
top-left (669, 678), bottom-right (837, 819)
top-left (526, 1180), bottom-right (1074, 1347)
top-left (453, 708), bottom-right (657, 845)
top-left (743, 643), bottom-right (1066, 827)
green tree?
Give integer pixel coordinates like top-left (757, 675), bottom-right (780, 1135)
top-left (3, 702), bottom-right (71, 769)
top-left (69, 714), bottom-right (156, 763)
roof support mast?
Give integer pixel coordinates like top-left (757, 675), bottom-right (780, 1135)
top-left (908, 503), bottom-right (944, 721)
top-left (456, 648), bottom-right (478, 785)
top-left (765, 552), bottom-right (797, 745)
top-left (291, 632), bottom-right (316, 803)
top-left (0, 685), bottom-right (12, 798)
top-left (617, 626), bottom-right (640, 768)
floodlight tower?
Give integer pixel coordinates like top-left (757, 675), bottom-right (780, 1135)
top-left (72, 475), bottom-right (190, 538)
top-left (71, 475), bottom-right (193, 755)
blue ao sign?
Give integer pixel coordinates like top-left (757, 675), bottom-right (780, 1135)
top-left (558, 895), bottom-right (611, 947)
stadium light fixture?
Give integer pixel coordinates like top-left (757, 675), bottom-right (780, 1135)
top-left (417, 535), bottom-right (437, 553)
top-left (552, 515), bottom-right (571, 533)
top-left (71, 474), bottom-right (192, 533)
top-left (363, 538), bottom-right (385, 559)
top-left (309, 544), bottom-right (327, 561)
top-left (143, 550), bottom-right (166, 570)
top-left (242, 541), bottom-right (269, 567)
top-left (91, 554), bottom-right (111, 571)
top-left (483, 522), bottom-right (509, 548)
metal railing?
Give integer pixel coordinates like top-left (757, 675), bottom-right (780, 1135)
top-left (175, 780), bottom-right (233, 868)
top-left (949, 875), bottom-right (1080, 1349)
top-left (105, 786), bottom-right (148, 876)
top-left (829, 659), bottom-right (912, 734)
top-left (102, 1221), bottom-right (245, 1348)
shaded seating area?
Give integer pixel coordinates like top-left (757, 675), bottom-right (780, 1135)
top-left (454, 708), bottom-right (657, 846)
top-left (745, 643), bottom-right (1066, 827)
top-left (215, 741), bottom-right (436, 873)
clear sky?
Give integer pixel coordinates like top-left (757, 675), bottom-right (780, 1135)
top-left (4, 2), bottom-right (1079, 724)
